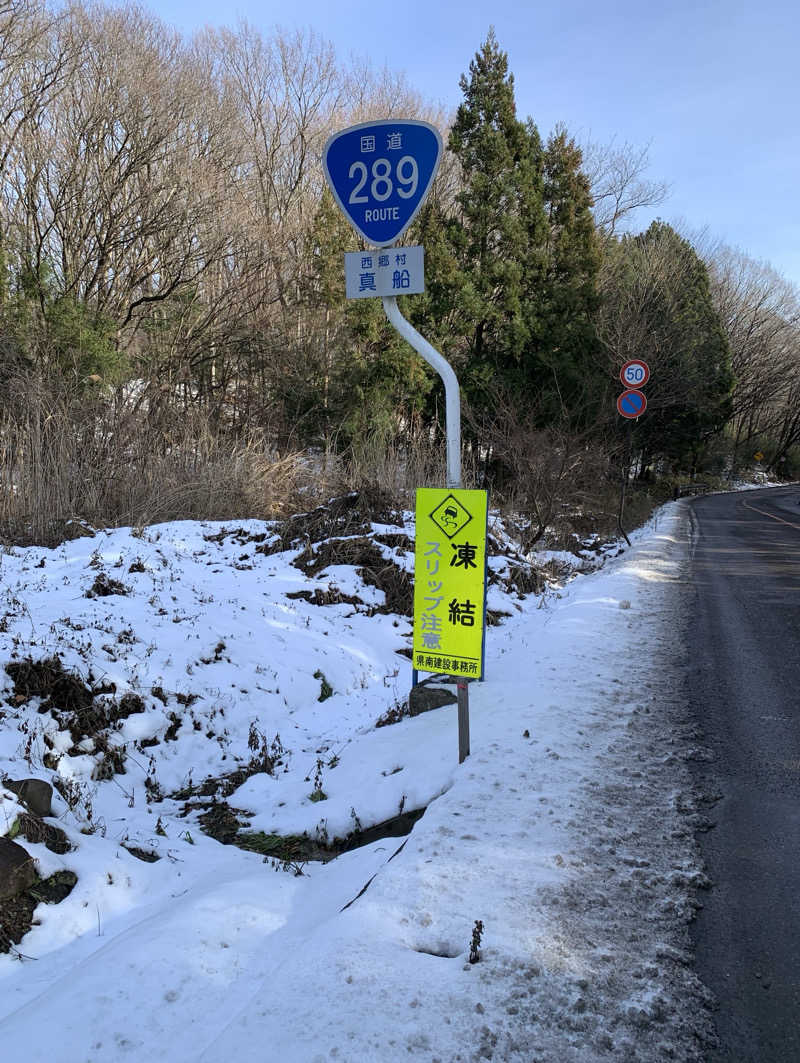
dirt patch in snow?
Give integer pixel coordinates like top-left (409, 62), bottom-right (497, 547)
top-left (85, 573), bottom-right (129, 598)
top-left (247, 488), bottom-right (405, 558)
top-left (5, 660), bottom-right (145, 744)
top-left (10, 813), bottom-right (71, 855)
top-left (232, 807), bottom-right (425, 865)
top-left (185, 793), bottom-right (426, 870)
top-left (195, 800), bottom-right (252, 844)
top-left (293, 537), bottom-right (414, 616)
top-left (4, 659), bottom-right (148, 779)
top-left (285, 587), bottom-right (366, 608)
top-left (6, 657), bottom-right (96, 715)
top-left (0, 870), bottom-right (78, 956)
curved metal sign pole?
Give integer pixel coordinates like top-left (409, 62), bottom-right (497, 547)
top-left (382, 295), bottom-right (470, 762)
top-left (381, 295), bottom-right (461, 490)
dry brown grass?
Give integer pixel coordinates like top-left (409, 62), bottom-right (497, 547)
top-left (0, 374), bottom-right (341, 545)
top-left (341, 424), bottom-right (481, 503)
top-left (0, 372), bottom-right (665, 550)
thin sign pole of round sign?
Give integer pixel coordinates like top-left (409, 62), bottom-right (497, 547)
top-left (617, 389), bottom-right (647, 419)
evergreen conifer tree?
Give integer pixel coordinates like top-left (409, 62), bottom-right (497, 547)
top-left (439, 29), bottom-right (547, 410)
top-left (535, 127), bottom-right (604, 421)
top-left (441, 31), bottom-right (603, 427)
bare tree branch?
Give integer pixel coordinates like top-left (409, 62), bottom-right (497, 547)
top-left (582, 137), bottom-right (669, 235)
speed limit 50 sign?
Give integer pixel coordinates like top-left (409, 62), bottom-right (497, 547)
top-left (620, 360), bottom-right (650, 388)
top-left (323, 120), bottom-right (442, 247)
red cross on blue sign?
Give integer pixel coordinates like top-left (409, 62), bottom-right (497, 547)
top-left (617, 389), bottom-right (647, 418)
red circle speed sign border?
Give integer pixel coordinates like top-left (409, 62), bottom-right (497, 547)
top-left (617, 389), bottom-right (647, 419)
top-left (620, 359), bottom-right (650, 388)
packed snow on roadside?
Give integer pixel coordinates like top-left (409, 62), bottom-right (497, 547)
top-left (0, 496), bottom-right (715, 1061)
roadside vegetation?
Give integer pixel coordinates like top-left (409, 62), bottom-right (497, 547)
top-left (1, 3), bottom-right (798, 547)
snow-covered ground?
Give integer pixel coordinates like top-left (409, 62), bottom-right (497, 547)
top-left (0, 497), bottom-right (716, 1061)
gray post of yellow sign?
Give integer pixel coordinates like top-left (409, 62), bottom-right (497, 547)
top-left (413, 487), bottom-right (488, 679)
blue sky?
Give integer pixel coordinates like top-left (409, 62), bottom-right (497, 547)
top-left (154, 0), bottom-right (799, 285)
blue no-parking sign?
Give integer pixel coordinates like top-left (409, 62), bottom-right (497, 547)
top-left (617, 389), bottom-right (647, 418)
top-left (323, 120), bottom-right (442, 247)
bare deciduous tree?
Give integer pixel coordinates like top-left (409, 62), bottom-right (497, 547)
top-left (0, 0), bottom-right (76, 304)
top-left (468, 386), bottom-right (611, 550)
top-left (582, 137), bottom-right (668, 235)
top-left (702, 241), bottom-right (800, 468)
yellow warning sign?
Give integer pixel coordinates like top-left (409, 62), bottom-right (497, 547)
top-left (413, 488), bottom-right (488, 679)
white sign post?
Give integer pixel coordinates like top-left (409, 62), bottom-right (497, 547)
top-left (382, 295), bottom-right (461, 489)
top-left (323, 120), bottom-right (459, 489)
top-left (323, 119), bottom-right (472, 760)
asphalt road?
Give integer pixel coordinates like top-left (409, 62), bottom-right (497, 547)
top-left (685, 485), bottom-right (800, 1062)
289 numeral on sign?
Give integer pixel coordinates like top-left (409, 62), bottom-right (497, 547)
top-left (323, 120), bottom-right (441, 246)
top-left (348, 156), bottom-right (419, 203)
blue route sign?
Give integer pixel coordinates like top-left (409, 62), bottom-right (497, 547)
top-left (617, 388), bottom-right (647, 418)
top-left (323, 120), bottom-right (442, 247)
